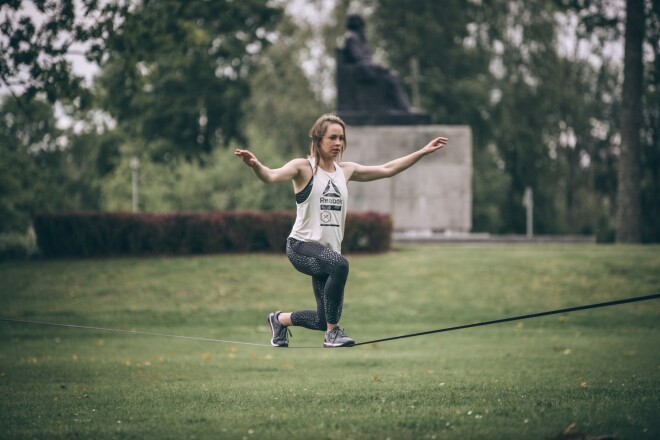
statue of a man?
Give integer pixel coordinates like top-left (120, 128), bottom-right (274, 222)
top-left (341, 14), bottom-right (411, 111)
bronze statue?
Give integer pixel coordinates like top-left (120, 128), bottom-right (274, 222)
top-left (336, 14), bottom-right (431, 125)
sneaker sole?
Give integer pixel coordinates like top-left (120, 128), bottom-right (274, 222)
top-left (323, 340), bottom-right (356, 348)
top-left (268, 312), bottom-right (288, 347)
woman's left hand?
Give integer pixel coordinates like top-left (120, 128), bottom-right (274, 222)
top-left (421, 137), bottom-right (448, 155)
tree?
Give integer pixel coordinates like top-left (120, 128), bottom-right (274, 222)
top-left (369, 0), bottom-right (509, 232)
top-left (243, 16), bottom-right (331, 156)
top-left (641, 0), bottom-right (660, 242)
top-left (0, 92), bottom-right (126, 235)
top-left (616, 0), bottom-right (645, 242)
top-left (96, 0), bottom-right (283, 161)
top-left (0, 96), bottom-right (61, 233)
top-left (99, 9), bottom-right (326, 213)
top-left (557, 0), bottom-right (657, 242)
top-left (0, 0), bottom-right (126, 105)
top-left (369, 0), bottom-right (628, 239)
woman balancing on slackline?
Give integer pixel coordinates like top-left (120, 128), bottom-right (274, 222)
top-left (235, 114), bottom-right (448, 347)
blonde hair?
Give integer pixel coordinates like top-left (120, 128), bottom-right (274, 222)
top-left (308, 114), bottom-right (347, 173)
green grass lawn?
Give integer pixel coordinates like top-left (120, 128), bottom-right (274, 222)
top-left (1, 244), bottom-right (659, 440)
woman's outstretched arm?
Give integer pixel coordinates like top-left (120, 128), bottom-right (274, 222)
top-left (341, 136), bottom-right (448, 182)
top-left (234, 149), bottom-right (308, 185)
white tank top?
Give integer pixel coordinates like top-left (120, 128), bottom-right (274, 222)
top-left (289, 158), bottom-right (348, 253)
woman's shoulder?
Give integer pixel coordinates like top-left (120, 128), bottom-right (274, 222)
top-left (338, 161), bottom-right (358, 181)
top-left (287, 157), bottom-right (311, 167)
top-left (289, 157), bottom-right (313, 182)
top-left (338, 161), bottom-right (359, 170)
top-left (282, 157), bottom-right (311, 172)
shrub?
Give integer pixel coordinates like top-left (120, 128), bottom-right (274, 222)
top-left (0, 230), bottom-right (40, 261)
top-left (344, 212), bottom-right (392, 253)
top-left (33, 211), bottom-right (392, 258)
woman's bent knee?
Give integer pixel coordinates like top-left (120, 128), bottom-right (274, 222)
top-left (336, 256), bottom-right (349, 277)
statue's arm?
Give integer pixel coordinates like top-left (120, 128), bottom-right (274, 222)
top-left (344, 34), bottom-right (369, 64)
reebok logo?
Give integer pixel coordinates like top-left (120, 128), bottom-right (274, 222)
top-left (323, 180), bottom-right (341, 198)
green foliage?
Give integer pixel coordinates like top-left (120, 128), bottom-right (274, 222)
top-left (372, 0), bottom-right (492, 125)
top-left (1, 245), bottom-right (659, 438)
top-left (1, 0), bottom-right (658, 242)
top-left (0, 140), bottom-right (38, 234)
top-left (472, 146), bottom-right (512, 233)
top-left (0, 96), bottom-right (124, 234)
top-left (99, 142), bottom-right (292, 213)
top-left (370, 0), bottom-right (508, 233)
top-left (640, 0), bottom-right (660, 242)
top-left (96, 0), bottom-right (283, 160)
top-left (0, 230), bottom-right (39, 260)
top-left (243, 16), bottom-right (332, 157)
top-left (0, 96), bottom-right (61, 233)
top-left (369, 0), bottom-right (634, 240)
top-left (0, 0), bottom-right (125, 104)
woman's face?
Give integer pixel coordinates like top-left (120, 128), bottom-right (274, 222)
top-left (319, 123), bottom-right (345, 160)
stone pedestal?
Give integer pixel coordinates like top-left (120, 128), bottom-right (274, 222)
top-left (342, 125), bottom-right (472, 233)
top-left (337, 110), bottom-right (432, 126)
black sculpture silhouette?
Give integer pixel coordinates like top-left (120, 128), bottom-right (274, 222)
top-left (336, 14), bottom-right (431, 126)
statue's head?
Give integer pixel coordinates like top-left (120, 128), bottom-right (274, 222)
top-left (346, 14), bottom-right (365, 31)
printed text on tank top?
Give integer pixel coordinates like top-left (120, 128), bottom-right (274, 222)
top-left (318, 167), bottom-right (343, 227)
top-left (288, 158), bottom-right (348, 253)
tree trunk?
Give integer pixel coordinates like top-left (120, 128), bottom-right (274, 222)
top-left (616, 0), bottom-right (645, 243)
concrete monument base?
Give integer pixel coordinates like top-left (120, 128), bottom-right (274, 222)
top-left (342, 125), bottom-right (472, 233)
top-left (337, 110), bottom-right (432, 126)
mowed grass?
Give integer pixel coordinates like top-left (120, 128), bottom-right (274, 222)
top-left (1, 244), bottom-right (659, 440)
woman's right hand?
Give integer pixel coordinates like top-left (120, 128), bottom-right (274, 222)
top-left (234, 149), bottom-right (259, 168)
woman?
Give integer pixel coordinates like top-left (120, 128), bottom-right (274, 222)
top-left (235, 114), bottom-right (447, 348)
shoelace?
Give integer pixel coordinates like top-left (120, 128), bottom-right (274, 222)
top-left (326, 327), bottom-right (345, 342)
top-left (277, 325), bottom-right (292, 342)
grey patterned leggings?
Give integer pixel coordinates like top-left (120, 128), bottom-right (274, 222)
top-left (286, 237), bottom-right (349, 330)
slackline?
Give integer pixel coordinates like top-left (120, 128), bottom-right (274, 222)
top-left (1, 293), bottom-right (658, 348)
top-left (353, 292), bottom-right (660, 346)
top-left (0, 318), bottom-right (272, 347)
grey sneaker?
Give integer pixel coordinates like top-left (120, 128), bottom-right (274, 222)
top-left (323, 327), bottom-right (355, 348)
top-left (268, 311), bottom-right (291, 347)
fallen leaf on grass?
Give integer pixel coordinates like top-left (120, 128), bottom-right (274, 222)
top-left (544, 422), bottom-right (618, 440)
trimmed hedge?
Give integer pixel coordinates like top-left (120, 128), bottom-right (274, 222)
top-left (33, 211), bottom-right (392, 258)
